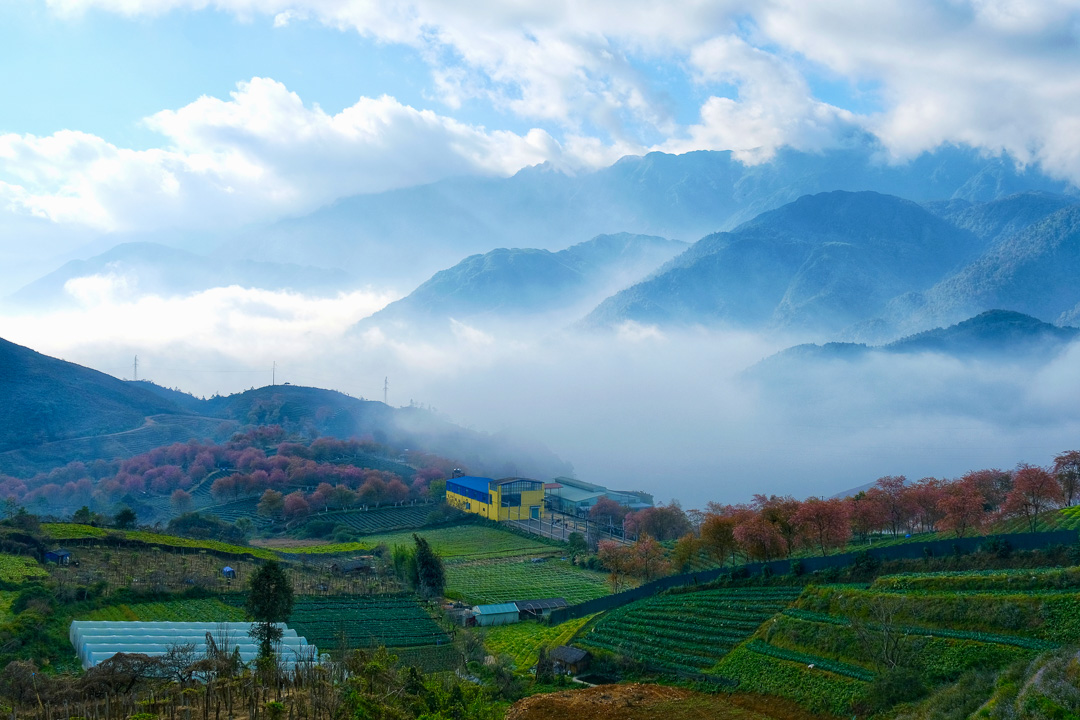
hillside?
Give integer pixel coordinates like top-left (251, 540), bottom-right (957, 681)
top-left (0, 337), bottom-right (180, 452)
top-left (585, 191), bottom-right (983, 335)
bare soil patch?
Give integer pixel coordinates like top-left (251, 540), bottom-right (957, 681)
top-left (506, 684), bottom-right (833, 720)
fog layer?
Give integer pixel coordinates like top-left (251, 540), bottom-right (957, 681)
top-left (1, 280), bottom-right (1076, 508)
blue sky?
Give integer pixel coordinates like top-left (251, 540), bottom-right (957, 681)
top-left (0, 0), bottom-right (1078, 238)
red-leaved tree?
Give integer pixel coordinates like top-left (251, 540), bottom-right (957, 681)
top-left (793, 497), bottom-right (851, 557)
top-left (1004, 464), bottom-right (1063, 532)
top-left (1053, 451), bottom-right (1080, 507)
top-left (938, 478), bottom-right (987, 538)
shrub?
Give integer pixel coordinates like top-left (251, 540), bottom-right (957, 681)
top-left (865, 667), bottom-right (927, 712)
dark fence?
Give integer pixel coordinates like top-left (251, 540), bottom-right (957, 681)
top-left (548, 529), bottom-right (1079, 624)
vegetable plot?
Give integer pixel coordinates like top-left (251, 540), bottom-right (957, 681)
top-left (446, 558), bottom-right (609, 605)
top-left (287, 595), bottom-right (451, 650)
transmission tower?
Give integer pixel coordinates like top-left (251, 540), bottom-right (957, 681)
top-left (133, 355), bottom-right (138, 382)
top-left (384, 377), bottom-right (389, 405)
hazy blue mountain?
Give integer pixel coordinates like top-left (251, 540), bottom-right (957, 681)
top-left (585, 191), bottom-right (983, 335)
top-left (753, 311), bottom-right (1079, 373)
top-left (0, 336), bottom-right (180, 452)
top-left (872, 205), bottom-right (1080, 337)
top-left (219, 143), bottom-right (1072, 287)
top-left (359, 233), bottom-right (686, 331)
top-left (8, 242), bottom-right (357, 308)
top-left (0, 338), bottom-right (571, 480)
top-left (923, 191), bottom-right (1079, 245)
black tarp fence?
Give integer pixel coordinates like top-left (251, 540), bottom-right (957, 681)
top-left (547, 529), bottom-right (1079, 624)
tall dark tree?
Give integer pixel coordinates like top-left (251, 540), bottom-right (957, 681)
top-left (412, 534), bottom-right (445, 598)
top-left (246, 561), bottom-right (294, 661)
top-left (113, 507), bottom-right (137, 529)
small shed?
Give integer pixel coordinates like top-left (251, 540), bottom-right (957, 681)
top-left (550, 645), bottom-right (591, 675)
top-left (472, 603), bottom-right (520, 627)
top-left (222, 566), bottom-right (236, 579)
top-left (513, 598), bottom-right (568, 620)
top-left (45, 549), bottom-right (71, 565)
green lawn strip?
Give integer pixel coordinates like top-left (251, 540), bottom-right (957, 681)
top-left (483, 616), bottom-right (591, 671)
top-left (712, 644), bottom-right (867, 716)
top-left (283, 525), bottom-right (554, 559)
top-left (42, 523), bottom-right (276, 559)
top-left (79, 598), bottom-right (246, 622)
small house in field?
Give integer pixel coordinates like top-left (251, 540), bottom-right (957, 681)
top-left (513, 598), bottom-right (567, 620)
top-left (550, 645), bottom-right (590, 675)
top-left (472, 603), bottom-right (520, 627)
top-left (45, 549), bottom-right (71, 565)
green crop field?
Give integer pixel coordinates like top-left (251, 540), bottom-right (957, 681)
top-left (283, 525), bottom-right (555, 560)
top-left (80, 598), bottom-right (247, 622)
top-left (484, 615), bottom-right (592, 671)
top-left (286, 595), bottom-right (452, 651)
top-left (578, 586), bottom-right (803, 676)
top-left (0, 555), bottom-right (50, 584)
top-left (446, 558), bottom-right (609, 605)
top-left (42, 523), bottom-right (108, 540)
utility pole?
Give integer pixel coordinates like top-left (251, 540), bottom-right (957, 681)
top-left (133, 355), bottom-right (138, 382)
top-left (383, 377), bottom-right (389, 405)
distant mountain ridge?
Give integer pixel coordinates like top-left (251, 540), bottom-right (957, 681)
top-left (752, 310), bottom-right (1079, 373)
top-left (360, 233), bottom-right (686, 332)
top-left (219, 143), bottom-right (1072, 287)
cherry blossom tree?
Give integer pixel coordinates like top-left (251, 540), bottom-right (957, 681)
top-left (938, 479), bottom-right (987, 538)
top-left (793, 497), bottom-right (851, 557)
top-left (1053, 451), bottom-right (1080, 507)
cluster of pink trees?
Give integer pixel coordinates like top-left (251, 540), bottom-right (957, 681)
top-left (0, 427), bottom-right (462, 514)
top-left (671, 451), bottom-right (1080, 564)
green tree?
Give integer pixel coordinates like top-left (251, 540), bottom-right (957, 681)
top-left (245, 561), bottom-right (294, 661)
top-left (114, 507), bottom-right (137, 529)
top-left (73, 506), bottom-right (93, 525)
top-left (566, 532), bottom-right (587, 560)
top-left (412, 534), bottom-right (445, 598)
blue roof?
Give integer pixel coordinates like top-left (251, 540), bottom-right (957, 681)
top-left (474, 603), bottom-right (519, 615)
top-left (448, 476), bottom-right (494, 494)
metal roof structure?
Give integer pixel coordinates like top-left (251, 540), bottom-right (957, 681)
top-left (472, 603), bottom-right (519, 615)
top-left (69, 621), bottom-right (318, 670)
top-left (550, 645), bottom-right (589, 664)
top-left (513, 598), bottom-right (567, 613)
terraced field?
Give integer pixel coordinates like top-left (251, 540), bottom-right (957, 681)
top-left (40, 524), bottom-right (276, 559)
top-left (286, 595), bottom-right (452, 650)
top-left (313, 505), bottom-right (436, 534)
top-left (0, 555), bottom-right (50, 583)
top-left (578, 586), bottom-right (803, 675)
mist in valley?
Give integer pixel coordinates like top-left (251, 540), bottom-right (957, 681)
top-left (2, 275), bottom-right (1076, 509)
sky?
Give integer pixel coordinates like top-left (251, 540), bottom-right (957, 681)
top-left (2, 0), bottom-right (1080, 505)
top-left (2, 0), bottom-right (1080, 241)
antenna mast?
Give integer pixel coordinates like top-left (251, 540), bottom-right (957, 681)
top-left (384, 377), bottom-right (389, 405)
top-left (133, 355), bottom-right (138, 382)
top-left (272, 361), bottom-right (276, 386)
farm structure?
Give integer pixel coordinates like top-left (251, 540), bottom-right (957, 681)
top-left (472, 603), bottom-right (520, 627)
top-left (549, 645), bottom-right (590, 675)
top-left (513, 598), bottom-right (567, 620)
top-left (330, 557), bottom-right (374, 575)
top-left (69, 621), bottom-right (317, 669)
top-left (45, 548), bottom-right (72, 565)
top-left (446, 476), bottom-right (544, 522)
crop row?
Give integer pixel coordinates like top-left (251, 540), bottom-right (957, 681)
top-left (445, 558), bottom-right (609, 605)
top-left (282, 525), bottom-right (552, 559)
top-left (744, 639), bottom-right (875, 681)
top-left (82, 599), bottom-right (247, 622)
top-left (482, 616), bottom-right (592, 671)
top-left (41, 524), bottom-right (277, 560)
top-left (781, 608), bottom-right (1057, 650)
top-left (580, 633), bottom-right (719, 674)
top-left (873, 566), bottom-right (1080, 593)
top-left (286, 596), bottom-right (450, 649)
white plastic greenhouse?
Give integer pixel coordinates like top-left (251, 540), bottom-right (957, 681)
top-left (70, 621), bottom-right (319, 670)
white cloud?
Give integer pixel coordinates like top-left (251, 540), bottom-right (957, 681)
top-left (0, 78), bottom-right (562, 232)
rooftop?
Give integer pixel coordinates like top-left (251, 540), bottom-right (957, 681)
top-left (447, 476), bottom-right (495, 494)
top-left (550, 645), bottom-right (589, 664)
top-left (513, 598), bottom-right (568, 612)
top-left (473, 603), bottom-right (520, 615)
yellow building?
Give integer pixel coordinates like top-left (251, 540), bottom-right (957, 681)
top-left (445, 476), bottom-right (545, 521)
